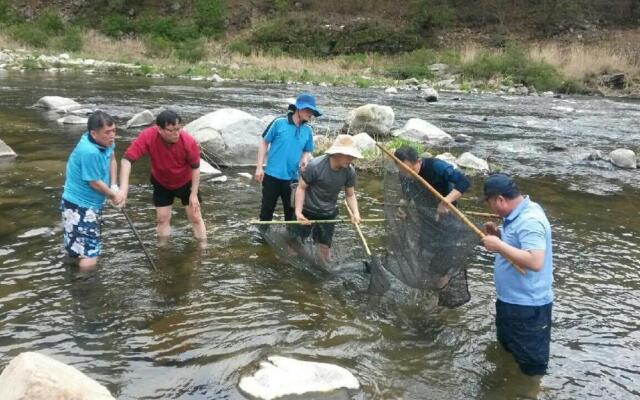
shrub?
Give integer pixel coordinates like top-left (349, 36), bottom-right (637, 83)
top-left (176, 38), bottom-right (207, 62)
top-left (387, 137), bottom-right (426, 153)
top-left (412, 0), bottom-right (455, 33)
top-left (60, 27), bottom-right (83, 52)
top-left (143, 35), bottom-right (172, 58)
top-left (194, 0), bottom-right (226, 38)
top-left (35, 9), bottom-right (65, 35)
top-left (101, 14), bottom-right (135, 37)
top-left (10, 23), bottom-right (49, 48)
top-left (228, 40), bottom-right (252, 56)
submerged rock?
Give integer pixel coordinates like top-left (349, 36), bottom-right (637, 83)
top-left (56, 115), bottom-right (88, 125)
top-left (0, 352), bottom-right (115, 400)
top-left (342, 104), bottom-right (395, 137)
top-left (200, 159), bottom-right (222, 175)
top-left (609, 148), bottom-right (637, 169)
top-left (185, 108), bottom-right (266, 167)
top-left (239, 356), bottom-right (359, 400)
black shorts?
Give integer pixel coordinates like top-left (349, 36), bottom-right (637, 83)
top-left (151, 176), bottom-right (202, 207)
top-left (295, 209), bottom-right (338, 247)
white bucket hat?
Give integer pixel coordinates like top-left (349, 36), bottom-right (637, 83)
top-left (325, 134), bottom-right (363, 159)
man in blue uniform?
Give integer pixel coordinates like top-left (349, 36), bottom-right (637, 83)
top-left (482, 173), bottom-right (554, 376)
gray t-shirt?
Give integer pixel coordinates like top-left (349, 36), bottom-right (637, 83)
top-left (301, 154), bottom-right (357, 216)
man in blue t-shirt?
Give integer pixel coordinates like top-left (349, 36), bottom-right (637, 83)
top-left (482, 173), bottom-right (554, 376)
top-left (255, 93), bottom-right (319, 223)
top-left (61, 111), bottom-right (124, 270)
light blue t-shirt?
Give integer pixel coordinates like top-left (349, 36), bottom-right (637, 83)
top-left (263, 115), bottom-right (314, 181)
top-left (494, 196), bottom-right (554, 306)
top-left (62, 133), bottom-right (114, 210)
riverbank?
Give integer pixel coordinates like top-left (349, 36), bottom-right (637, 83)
top-left (1, 29), bottom-right (639, 97)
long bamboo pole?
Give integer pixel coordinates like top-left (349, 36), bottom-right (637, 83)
top-left (343, 200), bottom-right (371, 256)
top-left (376, 143), bottom-right (526, 275)
top-left (249, 218), bottom-right (385, 225)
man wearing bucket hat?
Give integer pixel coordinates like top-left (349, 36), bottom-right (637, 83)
top-left (255, 93), bottom-right (321, 226)
top-left (482, 173), bottom-right (554, 376)
top-left (292, 134), bottom-right (362, 265)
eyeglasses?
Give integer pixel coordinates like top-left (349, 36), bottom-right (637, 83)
top-left (162, 126), bottom-right (181, 133)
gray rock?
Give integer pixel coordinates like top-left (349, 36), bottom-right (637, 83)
top-left (209, 73), bottom-right (224, 83)
top-left (609, 148), bottom-right (637, 169)
top-left (454, 134), bottom-right (473, 143)
top-left (457, 152), bottom-right (489, 171)
top-left (200, 159), bottom-right (222, 175)
top-left (428, 63), bottom-right (449, 72)
top-left (435, 152), bottom-right (458, 168)
top-left (184, 108), bottom-right (266, 167)
top-left (0, 138), bottom-right (17, 158)
top-left (384, 87), bottom-right (398, 94)
top-left (35, 96), bottom-right (82, 113)
top-left (351, 132), bottom-right (376, 153)
top-left (586, 150), bottom-right (603, 161)
top-left (602, 73), bottom-right (626, 89)
top-left (0, 352), bottom-right (115, 400)
top-left (125, 110), bottom-right (155, 129)
top-left (343, 104), bottom-right (395, 137)
top-left (56, 115), bottom-right (88, 125)
top-left (392, 118), bottom-right (452, 144)
top-left (417, 87), bottom-right (439, 102)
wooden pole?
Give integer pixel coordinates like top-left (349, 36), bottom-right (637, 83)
top-left (120, 207), bottom-right (158, 272)
top-left (343, 200), bottom-right (371, 256)
top-left (376, 143), bottom-right (526, 275)
top-left (249, 218), bottom-right (385, 225)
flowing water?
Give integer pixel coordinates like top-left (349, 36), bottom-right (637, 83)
top-left (0, 71), bottom-right (638, 399)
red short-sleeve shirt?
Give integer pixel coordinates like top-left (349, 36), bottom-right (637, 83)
top-left (124, 126), bottom-right (200, 190)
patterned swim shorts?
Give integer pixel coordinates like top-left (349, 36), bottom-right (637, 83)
top-left (61, 199), bottom-right (102, 258)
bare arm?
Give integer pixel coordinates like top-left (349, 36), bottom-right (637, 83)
top-left (344, 186), bottom-right (361, 224)
top-left (294, 178), bottom-right (310, 224)
top-left (119, 158), bottom-right (132, 199)
top-left (437, 188), bottom-right (463, 218)
top-left (482, 236), bottom-right (545, 271)
top-left (109, 153), bottom-right (117, 186)
top-left (189, 167), bottom-right (201, 209)
top-left (255, 139), bottom-right (269, 183)
top-left (299, 151), bottom-right (311, 172)
top-left (89, 179), bottom-right (124, 206)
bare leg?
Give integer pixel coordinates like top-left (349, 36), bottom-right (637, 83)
top-left (316, 244), bottom-right (331, 266)
top-left (185, 204), bottom-right (207, 242)
top-left (156, 206), bottom-right (172, 240)
top-left (78, 257), bottom-right (97, 271)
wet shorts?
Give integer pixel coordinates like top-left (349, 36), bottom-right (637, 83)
top-left (61, 199), bottom-right (102, 259)
top-left (496, 299), bottom-right (553, 376)
top-left (151, 176), bottom-right (202, 207)
top-left (295, 209), bottom-right (339, 247)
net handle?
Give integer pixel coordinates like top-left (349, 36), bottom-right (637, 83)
top-left (376, 143), bottom-right (526, 275)
top-left (344, 200), bottom-right (372, 256)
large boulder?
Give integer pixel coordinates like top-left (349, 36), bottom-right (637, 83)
top-left (0, 138), bottom-right (17, 158)
top-left (457, 152), bottom-right (489, 171)
top-left (125, 110), bottom-right (155, 129)
top-left (34, 96), bottom-right (82, 113)
top-left (609, 148), bottom-right (637, 169)
top-left (342, 104), bottom-right (395, 137)
top-left (0, 352), bottom-right (115, 400)
top-left (184, 108), bottom-right (266, 167)
top-left (435, 152), bottom-right (458, 168)
top-left (239, 356), bottom-right (359, 400)
top-left (392, 118), bottom-right (452, 144)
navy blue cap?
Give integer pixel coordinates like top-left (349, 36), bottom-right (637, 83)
top-left (483, 173), bottom-right (520, 199)
top-left (294, 93), bottom-right (322, 117)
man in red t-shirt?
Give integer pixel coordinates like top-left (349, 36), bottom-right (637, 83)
top-left (119, 110), bottom-right (206, 242)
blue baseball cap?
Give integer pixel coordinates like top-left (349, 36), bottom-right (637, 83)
top-left (483, 173), bottom-right (520, 199)
top-left (294, 93), bottom-right (322, 117)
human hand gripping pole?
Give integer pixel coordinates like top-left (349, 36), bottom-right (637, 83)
top-left (375, 142), bottom-right (526, 275)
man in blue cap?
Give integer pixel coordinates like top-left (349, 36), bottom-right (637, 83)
top-left (255, 93), bottom-right (321, 224)
top-left (482, 173), bottom-right (554, 376)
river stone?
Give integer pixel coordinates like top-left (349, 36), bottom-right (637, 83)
top-left (200, 159), bottom-right (222, 175)
top-left (352, 132), bottom-right (376, 153)
top-left (35, 96), bottom-right (81, 113)
top-left (609, 148), bottom-right (637, 169)
top-left (392, 118), bottom-right (452, 144)
top-left (385, 87), bottom-right (398, 94)
top-left (435, 152), bottom-right (458, 168)
top-left (184, 108), bottom-right (266, 167)
top-left (457, 152), bottom-right (489, 171)
top-left (239, 356), bottom-right (359, 400)
top-left (0, 352), bottom-right (115, 400)
top-left (0, 138), bottom-right (17, 158)
top-left (417, 87), bottom-right (439, 102)
top-left (56, 115), bottom-right (88, 125)
top-left (454, 134), bottom-right (473, 143)
top-left (125, 110), bottom-right (155, 129)
top-left (343, 104), bottom-right (395, 137)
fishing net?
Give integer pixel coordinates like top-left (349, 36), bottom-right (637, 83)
top-left (374, 158), bottom-right (479, 308)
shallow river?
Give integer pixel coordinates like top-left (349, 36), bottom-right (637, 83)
top-left (0, 71), bottom-right (639, 399)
